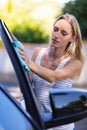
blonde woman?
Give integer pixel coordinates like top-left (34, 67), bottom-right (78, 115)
top-left (19, 13), bottom-right (84, 130)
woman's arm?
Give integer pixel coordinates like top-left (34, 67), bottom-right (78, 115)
top-left (28, 57), bottom-right (82, 83)
top-left (18, 47), bottom-right (42, 83)
top-left (28, 47), bottom-right (42, 82)
top-left (19, 47), bottom-right (83, 83)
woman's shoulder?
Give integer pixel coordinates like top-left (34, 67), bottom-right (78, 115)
top-left (71, 57), bottom-right (82, 63)
top-left (66, 56), bottom-right (83, 69)
top-left (31, 47), bottom-right (43, 62)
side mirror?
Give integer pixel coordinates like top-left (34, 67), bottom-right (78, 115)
top-left (49, 88), bottom-right (87, 126)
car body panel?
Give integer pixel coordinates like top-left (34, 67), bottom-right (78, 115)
top-left (0, 84), bottom-right (41, 130)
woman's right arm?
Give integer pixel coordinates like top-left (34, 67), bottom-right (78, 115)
top-left (31, 47), bottom-right (42, 62)
top-left (28, 47), bottom-right (42, 82)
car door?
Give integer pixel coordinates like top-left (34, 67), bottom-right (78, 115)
top-left (0, 84), bottom-right (41, 130)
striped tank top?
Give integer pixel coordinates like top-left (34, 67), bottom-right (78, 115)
top-left (32, 48), bottom-right (74, 130)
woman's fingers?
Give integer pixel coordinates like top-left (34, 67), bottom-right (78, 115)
top-left (18, 46), bottom-right (29, 65)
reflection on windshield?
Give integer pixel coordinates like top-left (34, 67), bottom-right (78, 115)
top-left (51, 92), bottom-right (87, 117)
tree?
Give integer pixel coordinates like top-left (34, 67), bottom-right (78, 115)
top-left (62, 0), bottom-right (87, 39)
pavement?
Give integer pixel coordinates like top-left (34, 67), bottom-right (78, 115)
top-left (0, 43), bottom-right (87, 130)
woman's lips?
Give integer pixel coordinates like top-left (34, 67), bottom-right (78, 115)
top-left (52, 39), bottom-right (60, 44)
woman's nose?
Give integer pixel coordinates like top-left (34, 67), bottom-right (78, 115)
top-left (54, 31), bottom-right (60, 38)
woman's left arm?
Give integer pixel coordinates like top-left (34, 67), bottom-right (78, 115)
top-left (18, 47), bottom-right (82, 83)
top-left (28, 58), bottom-right (82, 83)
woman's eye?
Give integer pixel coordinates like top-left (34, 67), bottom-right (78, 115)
top-left (61, 31), bottom-right (67, 36)
top-left (54, 27), bottom-right (58, 32)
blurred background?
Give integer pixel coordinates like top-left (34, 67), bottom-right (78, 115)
top-left (0, 0), bottom-right (87, 129)
top-left (0, 0), bottom-right (87, 44)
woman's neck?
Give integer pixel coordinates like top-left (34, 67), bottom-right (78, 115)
top-left (48, 46), bottom-right (66, 59)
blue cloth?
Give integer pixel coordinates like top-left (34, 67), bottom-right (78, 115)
top-left (11, 41), bottom-right (30, 72)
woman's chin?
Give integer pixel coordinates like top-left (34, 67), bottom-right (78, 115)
top-left (51, 42), bottom-right (61, 48)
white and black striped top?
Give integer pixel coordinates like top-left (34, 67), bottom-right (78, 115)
top-left (32, 48), bottom-right (75, 130)
top-left (32, 48), bottom-right (74, 112)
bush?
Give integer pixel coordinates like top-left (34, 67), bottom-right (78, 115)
top-left (12, 21), bottom-right (49, 44)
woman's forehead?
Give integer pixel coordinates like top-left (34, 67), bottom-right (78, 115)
top-left (54, 19), bottom-right (72, 32)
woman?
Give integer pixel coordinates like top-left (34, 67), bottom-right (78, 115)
top-left (19, 13), bottom-right (84, 130)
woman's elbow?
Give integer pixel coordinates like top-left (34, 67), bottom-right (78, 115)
top-left (48, 75), bottom-right (58, 83)
top-left (46, 70), bottom-right (60, 83)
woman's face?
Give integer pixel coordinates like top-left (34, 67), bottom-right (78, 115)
top-left (50, 19), bottom-right (74, 48)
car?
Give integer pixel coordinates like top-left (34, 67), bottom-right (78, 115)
top-left (0, 19), bottom-right (87, 130)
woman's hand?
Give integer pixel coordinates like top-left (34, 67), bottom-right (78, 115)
top-left (18, 46), bottom-right (30, 66)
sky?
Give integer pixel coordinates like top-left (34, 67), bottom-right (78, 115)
top-left (31, 0), bottom-right (71, 5)
top-left (0, 0), bottom-right (71, 5)
top-left (57, 0), bottom-right (71, 5)
top-left (31, 0), bottom-right (71, 4)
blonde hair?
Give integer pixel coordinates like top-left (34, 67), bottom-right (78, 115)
top-left (54, 13), bottom-right (84, 64)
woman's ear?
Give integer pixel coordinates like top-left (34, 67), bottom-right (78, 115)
top-left (70, 35), bottom-right (77, 43)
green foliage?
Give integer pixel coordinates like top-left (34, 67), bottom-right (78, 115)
top-left (62, 0), bottom-right (87, 39)
top-left (12, 22), bottom-right (49, 43)
top-left (0, 0), bottom-right (62, 44)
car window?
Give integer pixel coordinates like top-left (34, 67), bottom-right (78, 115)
top-left (0, 19), bottom-right (45, 130)
top-left (0, 40), bottom-right (22, 103)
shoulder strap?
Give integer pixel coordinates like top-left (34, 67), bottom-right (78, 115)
top-left (35, 48), bottom-right (47, 64)
top-left (57, 56), bottom-right (71, 69)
